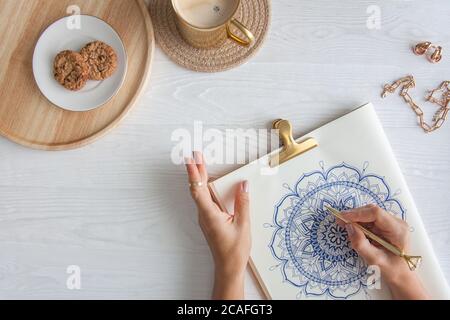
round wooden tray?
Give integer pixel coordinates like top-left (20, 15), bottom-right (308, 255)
top-left (0, 0), bottom-right (154, 150)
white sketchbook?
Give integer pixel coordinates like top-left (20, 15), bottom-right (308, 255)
top-left (209, 103), bottom-right (450, 300)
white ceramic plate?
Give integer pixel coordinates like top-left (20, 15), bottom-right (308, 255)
top-left (33, 15), bottom-right (127, 112)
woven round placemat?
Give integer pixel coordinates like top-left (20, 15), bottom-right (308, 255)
top-left (148, 0), bottom-right (270, 72)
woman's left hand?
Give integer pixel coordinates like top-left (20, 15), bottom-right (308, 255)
top-left (186, 151), bottom-right (251, 300)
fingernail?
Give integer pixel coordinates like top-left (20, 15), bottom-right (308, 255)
top-left (242, 180), bottom-right (249, 193)
top-left (193, 151), bottom-right (202, 164)
top-left (184, 157), bottom-right (192, 164)
top-left (345, 224), bottom-right (355, 236)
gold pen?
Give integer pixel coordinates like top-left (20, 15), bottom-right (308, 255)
top-left (325, 206), bottom-right (422, 271)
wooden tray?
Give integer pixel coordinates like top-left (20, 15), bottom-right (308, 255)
top-left (0, 0), bottom-right (154, 150)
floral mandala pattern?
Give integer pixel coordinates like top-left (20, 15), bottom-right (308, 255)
top-left (269, 163), bottom-right (405, 299)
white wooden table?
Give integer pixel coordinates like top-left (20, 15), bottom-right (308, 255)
top-left (0, 0), bottom-right (449, 299)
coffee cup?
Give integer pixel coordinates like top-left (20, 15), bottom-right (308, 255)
top-left (171, 0), bottom-right (255, 48)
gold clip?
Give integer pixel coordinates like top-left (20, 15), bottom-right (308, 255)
top-left (269, 119), bottom-right (318, 168)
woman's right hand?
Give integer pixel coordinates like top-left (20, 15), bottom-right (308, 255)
top-left (339, 204), bottom-right (429, 299)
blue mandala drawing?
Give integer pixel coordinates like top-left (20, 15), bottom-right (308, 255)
top-left (269, 162), bottom-right (405, 299)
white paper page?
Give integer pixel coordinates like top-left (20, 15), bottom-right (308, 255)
top-left (210, 103), bottom-right (450, 300)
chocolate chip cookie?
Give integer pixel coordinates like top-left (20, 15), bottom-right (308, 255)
top-left (53, 50), bottom-right (89, 91)
top-left (80, 41), bottom-right (118, 81)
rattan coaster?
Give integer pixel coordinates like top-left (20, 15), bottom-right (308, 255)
top-left (148, 0), bottom-right (271, 72)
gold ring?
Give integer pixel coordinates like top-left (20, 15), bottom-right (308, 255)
top-left (189, 181), bottom-right (203, 188)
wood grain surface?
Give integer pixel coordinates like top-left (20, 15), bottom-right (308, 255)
top-left (0, 0), bottom-right (449, 299)
top-left (0, 0), bottom-right (154, 150)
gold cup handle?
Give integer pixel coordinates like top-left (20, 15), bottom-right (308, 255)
top-left (226, 18), bottom-right (255, 46)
